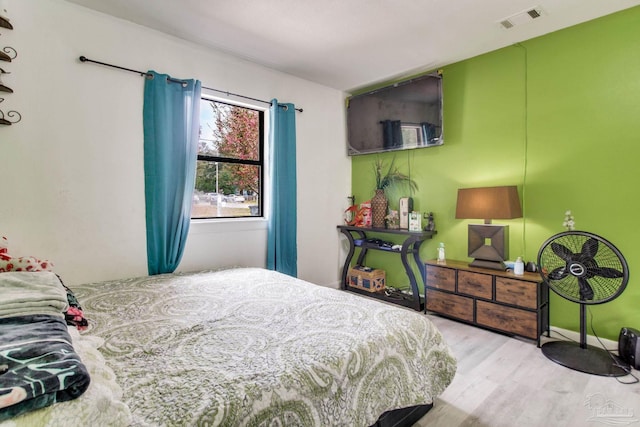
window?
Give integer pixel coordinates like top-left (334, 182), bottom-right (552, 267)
top-left (401, 124), bottom-right (423, 148)
top-left (192, 98), bottom-right (264, 219)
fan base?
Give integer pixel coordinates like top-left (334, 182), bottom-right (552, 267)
top-left (541, 341), bottom-right (629, 377)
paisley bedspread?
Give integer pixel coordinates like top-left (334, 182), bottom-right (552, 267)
top-left (72, 268), bottom-right (456, 427)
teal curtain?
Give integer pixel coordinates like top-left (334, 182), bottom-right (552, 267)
top-left (267, 99), bottom-right (297, 277)
top-left (143, 71), bottom-right (201, 275)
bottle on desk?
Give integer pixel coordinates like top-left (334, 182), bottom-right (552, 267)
top-left (437, 242), bottom-right (446, 264)
top-left (514, 256), bottom-right (525, 275)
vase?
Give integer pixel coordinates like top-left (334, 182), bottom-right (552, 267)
top-left (371, 189), bottom-right (388, 228)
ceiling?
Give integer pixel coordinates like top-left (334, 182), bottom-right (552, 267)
top-left (64, 0), bottom-right (640, 92)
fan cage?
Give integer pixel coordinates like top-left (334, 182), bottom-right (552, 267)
top-left (537, 231), bottom-right (628, 304)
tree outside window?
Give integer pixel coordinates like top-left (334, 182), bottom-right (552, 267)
top-left (192, 99), bottom-right (264, 219)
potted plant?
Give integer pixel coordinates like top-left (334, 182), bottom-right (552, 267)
top-left (371, 157), bottom-right (418, 228)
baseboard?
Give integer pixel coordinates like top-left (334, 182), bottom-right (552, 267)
top-left (320, 280), bottom-right (341, 289)
top-left (546, 326), bottom-right (618, 352)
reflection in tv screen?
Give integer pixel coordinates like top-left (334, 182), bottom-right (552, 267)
top-left (347, 73), bottom-right (443, 156)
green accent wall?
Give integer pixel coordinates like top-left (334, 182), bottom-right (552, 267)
top-left (350, 6), bottom-right (640, 340)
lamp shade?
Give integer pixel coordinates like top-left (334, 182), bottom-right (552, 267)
top-left (455, 186), bottom-right (522, 221)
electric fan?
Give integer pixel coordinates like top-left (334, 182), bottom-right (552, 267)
top-left (537, 231), bottom-right (630, 376)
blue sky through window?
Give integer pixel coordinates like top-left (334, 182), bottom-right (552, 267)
top-left (199, 101), bottom-right (215, 142)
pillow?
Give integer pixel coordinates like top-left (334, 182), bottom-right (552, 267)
top-left (0, 236), bottom-right (53, 273)
top-left (0, 255), bottom-right (54, 273)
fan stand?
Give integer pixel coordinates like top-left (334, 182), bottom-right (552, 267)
top-left (542, 304), bottom-right (629, 377)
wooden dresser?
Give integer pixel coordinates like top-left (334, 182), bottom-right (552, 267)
top-left (425, 259), bottom-right (549, 346)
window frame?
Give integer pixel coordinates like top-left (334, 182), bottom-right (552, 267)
top-left (193, 97), bottom-right (266, 220)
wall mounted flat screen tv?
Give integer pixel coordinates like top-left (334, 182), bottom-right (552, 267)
top-left (346, 73), bottom-right (443, 156)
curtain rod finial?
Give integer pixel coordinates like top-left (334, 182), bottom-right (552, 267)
top-left (79, 56), bottom-right (87, 62)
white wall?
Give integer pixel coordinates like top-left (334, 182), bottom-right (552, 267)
top-left (0, 0), bottom-right (350, 287)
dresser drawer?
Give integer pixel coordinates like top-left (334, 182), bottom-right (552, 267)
top-left (426, 265), bottom-right (456, 292)
top-left (458, 270), bottom-right (492, 299)
top-left (476, 300), bottom-right (537, 339)
top-left (426, 289), bottom-right (474, 322)
top-left (495, 277), bottom-right (538, 309)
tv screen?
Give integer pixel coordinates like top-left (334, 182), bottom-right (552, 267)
top-left (346, 73), bottom-right (443, 156)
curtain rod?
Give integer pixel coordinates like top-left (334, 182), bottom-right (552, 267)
top-left (78, 56), bottom-right (303, 112)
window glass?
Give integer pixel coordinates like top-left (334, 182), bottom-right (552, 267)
top-left (192, 99), bottom-right (264, 219)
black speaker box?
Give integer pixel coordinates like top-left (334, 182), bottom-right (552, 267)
top-left (618, 327), bottom-right (640, 370)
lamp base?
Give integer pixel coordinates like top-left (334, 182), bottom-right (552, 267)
top-left (467, 224), bottom-right (509, 270)
top-left (469, 259), bottom-right (507, 271)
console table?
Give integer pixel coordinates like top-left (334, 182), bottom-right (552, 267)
top-left (337, 225), bottom-right (436, 311)
top-left (424, 259), bottom-right (549, 346)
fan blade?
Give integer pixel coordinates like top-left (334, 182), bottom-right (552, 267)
top-left (591, 266), bottom-right (624, 279)
top-left (580, 238), bottom-right (599, 259)
top-left (551, 242), bottom-right (574, 262)
top-left (548, 266), bottom-right (568, 281)
top-left (577, 277), bottom-right (595, 301)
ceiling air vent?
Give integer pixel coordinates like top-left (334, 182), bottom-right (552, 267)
top-left (499, 6), bottom-right (544, 29)
top-left (527, 9), bottom-right (541, 19)
top-left (499, 19), bottom-right (514, 29)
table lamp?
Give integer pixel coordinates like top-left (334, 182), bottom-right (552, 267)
top-left (455, 186), bottom-right (522, 270)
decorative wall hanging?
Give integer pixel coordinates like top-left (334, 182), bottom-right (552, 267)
top-left (0, 98), bottom-right (20, 125)
top-left (0, 1), bottom-right (19, 126)
top-left (0, 9), bottom-right (11, 30)
top-left (0, 46), bottom-right (15, 62)
top-left (0, 0), bottom-right (14, 57)
top-left (0, 0), bottom-right (11, 30)
top-left (0, 67), bottom-right (12, 92)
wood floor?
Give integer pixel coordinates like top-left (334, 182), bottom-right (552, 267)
top-left (416, 315), bottom-right (640, 427)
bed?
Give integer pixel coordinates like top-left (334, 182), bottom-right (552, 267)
top-left (1, 267), bottom-right (456, 426)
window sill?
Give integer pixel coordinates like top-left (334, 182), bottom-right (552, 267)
top-left (189, 217), bottom-right (268, 234)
